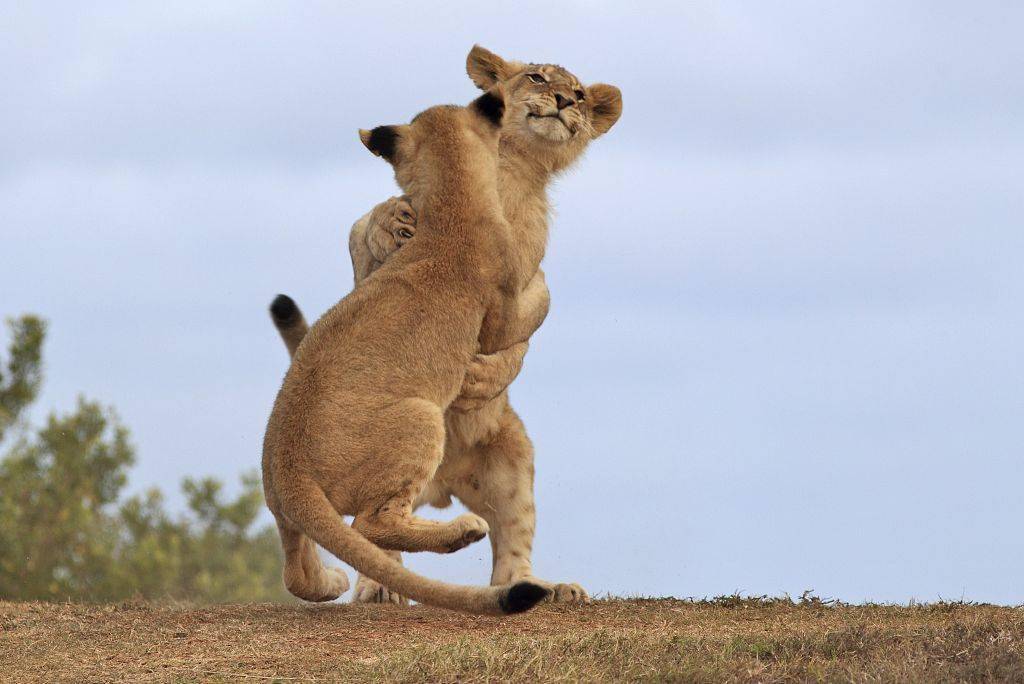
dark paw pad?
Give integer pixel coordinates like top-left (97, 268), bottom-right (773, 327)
top-left (463, 528), bottom-right (487, 544)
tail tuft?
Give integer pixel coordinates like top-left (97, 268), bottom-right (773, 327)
top-left (270, 294), bottom-right (299, 327)
top-left (499, 581), bottom-right (550, 614)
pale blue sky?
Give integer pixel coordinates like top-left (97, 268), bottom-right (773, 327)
top-left (2, 2), bottom-right (1023, 603)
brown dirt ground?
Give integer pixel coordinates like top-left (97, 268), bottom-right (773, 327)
top-left (2, 598), bottom-right (1023, 682)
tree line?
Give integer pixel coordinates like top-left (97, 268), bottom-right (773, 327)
top-left (0, 315), bottom-right (291, 602)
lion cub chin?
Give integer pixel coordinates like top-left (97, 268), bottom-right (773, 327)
top-left (261, 87), bottom-right (550, 615)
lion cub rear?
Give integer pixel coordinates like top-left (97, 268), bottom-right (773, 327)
top-left (261, 88), bottom-right (549, 615)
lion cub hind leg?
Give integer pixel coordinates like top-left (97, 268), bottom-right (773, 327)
top-left (276, 516), bottom-right (350, 602)
top-left (352, 398), bottom-right (489, 555)
top-left (353, 507), bottom-right (489, 554)
top-left (350, 482), bottom-right (451, 605)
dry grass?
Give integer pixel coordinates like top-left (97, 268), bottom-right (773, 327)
top-left (2, 596), bottom-right (1023, 682)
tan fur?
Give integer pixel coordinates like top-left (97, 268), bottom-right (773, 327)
top-left (262, 92), bottom-right (551, 615)
top-left (270, 46), bottom-right (622, 604)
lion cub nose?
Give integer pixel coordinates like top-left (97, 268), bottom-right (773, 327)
top-left (555, 92), bottom-right (575, 110)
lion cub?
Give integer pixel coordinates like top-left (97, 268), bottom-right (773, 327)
top-left (262, 88), bottom-right (550, 615)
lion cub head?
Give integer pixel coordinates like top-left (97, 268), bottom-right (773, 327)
top-left (359, 88), bottom-right (507, 202)
top-left (465, 45), bottom-right (622, 173)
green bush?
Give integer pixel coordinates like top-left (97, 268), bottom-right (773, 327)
top-left (0, 315), bottom-right (290, 603)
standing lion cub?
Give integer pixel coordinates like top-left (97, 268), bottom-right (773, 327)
top-left (261, 88), bottom-right (551, 615)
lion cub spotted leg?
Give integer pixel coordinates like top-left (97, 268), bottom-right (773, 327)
top-left (451, 407), bottom-right (590, 604)
top-left (276, 517), bottom-right (350, 602)
top-left (484, 413), bottom-right (588, 603)
top-left (350, 398), bottom-right (489, 555)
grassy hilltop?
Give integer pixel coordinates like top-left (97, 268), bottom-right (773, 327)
top-left (3, 596), bottom-right (1023, 682)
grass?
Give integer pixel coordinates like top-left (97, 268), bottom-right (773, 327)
top-left (2, 595), bottom-right (1023, 682)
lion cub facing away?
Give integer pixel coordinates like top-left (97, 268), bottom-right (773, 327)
top-left (262, 89), bottom-right (551, 615)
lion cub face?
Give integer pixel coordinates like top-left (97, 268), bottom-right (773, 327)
top-left (359, 89), bottom-right (507, 201)
top-left (465, 45), bottom-right (622, 170)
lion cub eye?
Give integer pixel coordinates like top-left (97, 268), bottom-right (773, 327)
top-left (526, 73), bottom-right (546, 84)
top-left (398, 229), bottom-right (414, 239)
top-left (575, 89), bottom-right (586, 102)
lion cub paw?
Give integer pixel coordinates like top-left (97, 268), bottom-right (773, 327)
top-left (549, 582), bottom-right (590, 603)
top-left (367, 196), bottom-right (416, 262)
top-left (451, 355), bottom-right (504, 412)
top-left (451, 343), bottom-right (528, 413)
top-left (445, 514), bottom-right (490, 553)
top-left (314, 566), bottom-right (350, 601)
top-left (519, 577), bottom-right (590, 604)
top-left (322, 567), bottom-right (350, 600)
top-left (352, 575), bottom-right (408, 605)
top-left (285, 563), bottom-right (350, 602)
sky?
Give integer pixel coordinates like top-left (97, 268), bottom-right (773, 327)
top-left (2, 1), bottom-right (1023, 604)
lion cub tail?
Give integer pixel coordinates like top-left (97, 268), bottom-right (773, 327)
top-left (269, 294), bottom-right (309, 357)
top-left (282, 481), bottom-right (550, 615)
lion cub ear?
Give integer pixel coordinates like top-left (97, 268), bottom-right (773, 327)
top-left (359, 126), bottom-right (402, 162)
top-left (470, 86), bottom-right (506, 128)
top-left (587, 84), bottom-right (623, 137)
top-left (466, 45), bottom-right (513, 90)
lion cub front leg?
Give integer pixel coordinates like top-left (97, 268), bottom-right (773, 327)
top-left (502, 268), bottom-right (551, 346)
top-left (451, 342), bottom-right (528, 412)
top-left (451, 270), bottom-right (550, 411)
